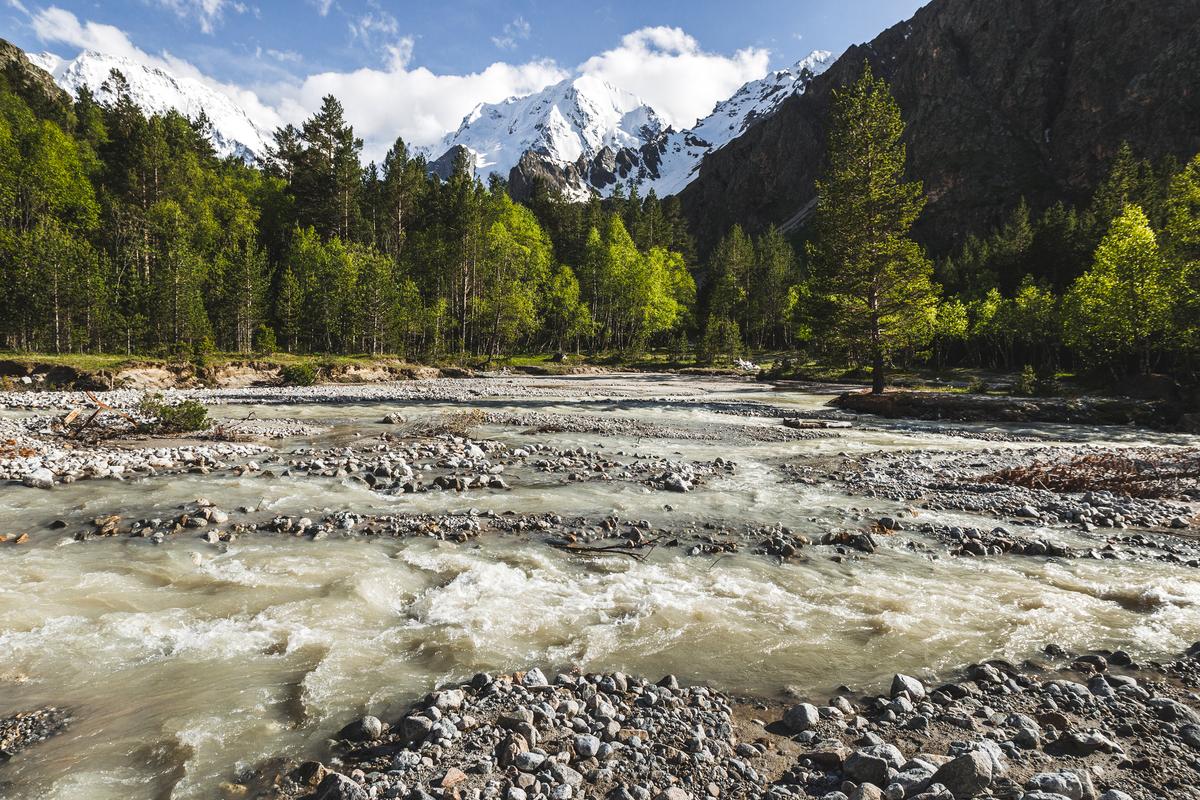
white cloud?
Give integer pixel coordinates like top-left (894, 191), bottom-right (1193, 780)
top-left (265, 48), bottom-right (302, 64)
top-left (578, 26), bottom-right (770, 129)
top-left (311, 0), bottom-right (333, 16)
top-left (6, 0), bottom-right (29, 14)
top-left (348, 7), bottom-right (414, 69)
top-left (152, 0), bottom-right (247, 34)
top-left (492, 16), bottom-right (531, 51)
top-left (280, 58), bottom-right (566, 160)
top-left (27, 8), bottom-right (776, 166)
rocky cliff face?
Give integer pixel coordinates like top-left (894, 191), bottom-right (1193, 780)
top-left (0, 39), bottom-right (72, 120)
top-left (679, 0), bottom-right (1200, 257)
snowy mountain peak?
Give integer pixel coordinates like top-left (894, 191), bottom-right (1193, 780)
top-left (613, 49), bottom-right (834, 196)
top-left (455, 49), bottom-right (835, 201)
top-left (432, 74), bottom-right (666, 190)
top-left (29, 49), bottom-right (272, 162)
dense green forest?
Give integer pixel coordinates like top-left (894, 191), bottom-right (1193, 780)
top-left (1, 62), bottom-right (1198, 393)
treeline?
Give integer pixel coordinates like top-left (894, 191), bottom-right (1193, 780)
top-left (698, 87), bottom-right (1200, 387)
top-left (0, 70), bottom-right (695, 359)
top-left (2, 60), bottom-right (1198, 392)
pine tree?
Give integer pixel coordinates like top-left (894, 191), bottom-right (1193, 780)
top-left (809, 62), bottom-right (937, 393)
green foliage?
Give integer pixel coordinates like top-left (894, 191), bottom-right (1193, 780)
top-left (2, 60), bottom-right (1198, 394)
top-left (966, 377), bottom-right (990, 395)
top-left (808, 62), bottom-right (938, 392)
top-left (698, 315), bottom-right (742, 365)
top-left (254, 323), bottom-right (278, 355)
top-left (1015, 365), bottom-right (1038, 396)
top-left (280, 362), bottom-right (317, 386)
top-left (1065, 204), bottom-right (1183, 374)
top-left (138, 393), bottom-right (210, 433)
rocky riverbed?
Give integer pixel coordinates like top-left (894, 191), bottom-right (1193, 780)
top-left (0, 374), bottom-right (1198, 800)
top-left (249, 643), bottom-right (1200, 800)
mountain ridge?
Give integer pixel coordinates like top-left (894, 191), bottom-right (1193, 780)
top-left (27, 49), bottom-right (273, 161)
top-left (678, 0), bottom-right (1200, 257)
top-left (433, 50), bottom-right (833, 200)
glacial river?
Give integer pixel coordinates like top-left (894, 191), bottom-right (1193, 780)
top-left (1, 375), bottom-right (1197, 799)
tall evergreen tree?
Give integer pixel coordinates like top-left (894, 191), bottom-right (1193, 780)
top-left (808, 62), bottom-right (937, 393)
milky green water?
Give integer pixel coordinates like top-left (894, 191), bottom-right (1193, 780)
top-left (1, 375), bottom-right (1197, 800)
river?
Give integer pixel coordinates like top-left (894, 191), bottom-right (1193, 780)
top-left (1, 374), bottom-right (1197, 799)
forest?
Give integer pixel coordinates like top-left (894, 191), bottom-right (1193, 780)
top-left (1, 62), bottom-right (1198, 392)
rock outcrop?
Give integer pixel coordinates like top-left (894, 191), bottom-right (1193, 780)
top-left (680, 0), bottom-right (1200, 257)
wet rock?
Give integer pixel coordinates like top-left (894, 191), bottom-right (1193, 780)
top-left (22, 467), bottom-right (55, 489)
top-left (337, 716), bottom-right (383, 742)
top-left (312, 772), bottom-right (367, 800)
top-left (891, 674), bottom-right (927, 701)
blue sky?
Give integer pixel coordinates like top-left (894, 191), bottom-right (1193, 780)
top-left (2, 0), bottom-right (928, 157)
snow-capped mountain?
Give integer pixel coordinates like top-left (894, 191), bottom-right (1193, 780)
top-left (615, 50), bottom-right (834, 196)
top-left (29, 50), bottom-right (272, 161)
top-left (435, 50), bottom-right (833, 200)
top-left (425, 75), bottom-right (665, 198)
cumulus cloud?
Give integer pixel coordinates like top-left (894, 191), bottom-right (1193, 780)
top-left (578, 26), bottom-right (770, 129)
top-left (27, 8), bottom-right (775, 165)
top-left (279, 59), bottom-right (566, 160)
top-left (492, 16), bottom-right (531, 51)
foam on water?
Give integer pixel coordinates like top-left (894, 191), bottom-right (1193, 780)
top-left (1, 376), bottom-right (1198, 799)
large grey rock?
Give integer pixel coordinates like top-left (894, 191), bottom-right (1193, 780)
top-left (1180, 724), bottom-right (1200, 750)
top-left (521, 668), bottom-right (549, 687)
top-left (22, 467), bottom-right (54, 489)
top-left (891, 674), bottom-right (927, 701)
top-left (1047, 730), bottom-right (1121, 756)
top-left (1026, 772), bottom-right (1087, 800)
top-left (1147, 697), bottom-right (1200, 724)
top-left (398, 714), bottom-right (434, 744)
top-left (654, 790), bottom-right (691, 800)
top-left (860, 743), bottom-right (905, 769)
top-left (336, 715), bottom-right (382, 742)
top-left (313, 773), bottom-right (368, 800)
top-left (784, 703), bottom-right (821, 732)
top-left (930, 751), bottom-right (992, 798)
top-left (850, 785), bottom-right (884, 800)
top-left (574, 734), bottom-right (601, 759)
top-left (844, 750), bottom-right (891, 787)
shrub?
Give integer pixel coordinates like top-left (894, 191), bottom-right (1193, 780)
top-left (280, 363), bottom-right (317, 386)
top-left (967, 377), bottom-right (990, 394)
top-left (1015, 365), bottom-right (1038, 396)
top-left (139, 393), bottom-right (210, 434)
top-left (254, 324), bottom-right (278, 355)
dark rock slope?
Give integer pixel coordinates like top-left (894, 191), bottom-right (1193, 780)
top-left (679, 0), bottom-right (1200, 256)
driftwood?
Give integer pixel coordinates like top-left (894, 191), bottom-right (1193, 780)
top-left (61, 390), bottom-right (137, 440)
top-left (549, 535), bottom-right (668, 563)
top-left (981, 450), bottom-right (1200, 499)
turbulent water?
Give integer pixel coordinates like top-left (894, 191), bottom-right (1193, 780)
top-left (1, 375), bottom-right (1197, 799)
